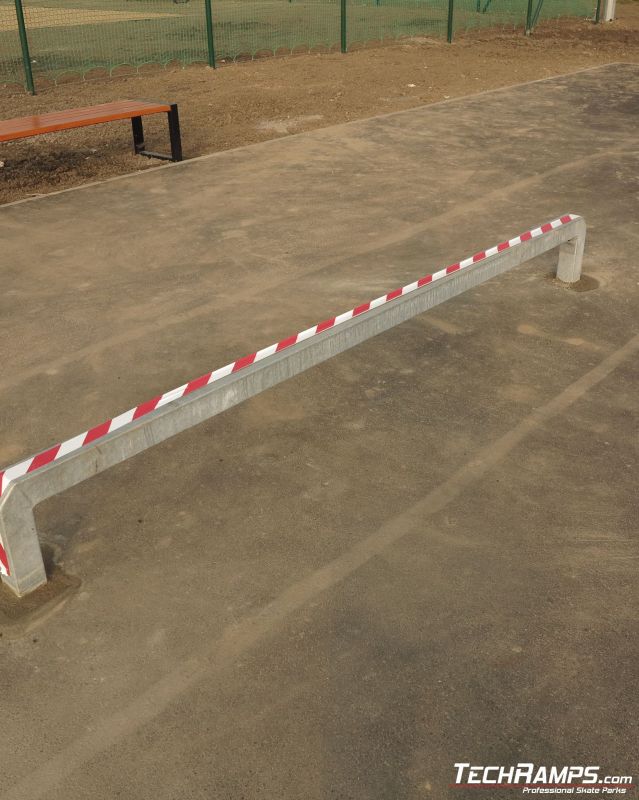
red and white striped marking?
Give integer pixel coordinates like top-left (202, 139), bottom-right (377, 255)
top-left (0, 215), bottom-right (577, 576)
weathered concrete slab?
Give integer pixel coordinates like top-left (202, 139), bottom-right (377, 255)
top-left (0, 63), bottom-right (637, 799)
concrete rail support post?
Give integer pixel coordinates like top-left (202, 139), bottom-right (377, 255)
top-left (0, 487), bottom-right (45, 596)
top-left (602, 0), bottom-right (616, 21)
top-left (556, 232), bottom-right (585, 283)
top-left (0, 216), bottom-right (586, 597)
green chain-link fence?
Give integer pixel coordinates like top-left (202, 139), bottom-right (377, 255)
top-left (1, 0), bottom-right (598, 93)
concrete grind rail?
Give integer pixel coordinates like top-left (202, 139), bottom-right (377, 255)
top-left (0, 214), bottom-right (585, 596)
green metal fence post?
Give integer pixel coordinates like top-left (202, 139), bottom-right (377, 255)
top-left (447, 0), bottom-right (454, 42)
top-left (340, 0), bottom-right (347, 53)
top-left (525, 0), bottom-right (534, 33)
top-left (14, 0), bottom-right (35, 94)
top-left (594, 0), bottom-right (601, 22)
top-left (204, 0), bottom-right (216, 68)
top-left (530, 0), bottom-right (544, 30)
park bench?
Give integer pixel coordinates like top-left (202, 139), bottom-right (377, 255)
top-left (0, 100), bottom-right (183, 162)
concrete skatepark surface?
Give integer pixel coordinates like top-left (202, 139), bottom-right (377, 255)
top-left (0, 63), bottom-right (637, 798)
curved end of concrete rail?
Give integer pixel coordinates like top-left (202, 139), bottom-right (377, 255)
top-left (0, 214), bottom-right (586, 597)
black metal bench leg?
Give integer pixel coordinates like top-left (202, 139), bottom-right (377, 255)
top-left (167, 103), bottom-right (183, 162)
top-left (131, 115), bottom-right (145, 155)
top-left (131, 105), bottom-right (182, 162)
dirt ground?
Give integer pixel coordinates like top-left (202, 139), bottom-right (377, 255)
top-left (0, 6), bottom-right (174, 32)
top-left (1, 4), bottom-right (639, 205)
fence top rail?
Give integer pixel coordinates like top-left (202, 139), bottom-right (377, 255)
top-left (0, 213), bottom-right (580, 510)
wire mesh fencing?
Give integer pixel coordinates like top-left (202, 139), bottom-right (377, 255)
top-left (1, 0), bottom-right (599, 93)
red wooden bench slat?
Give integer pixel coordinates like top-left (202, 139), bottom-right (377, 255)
top-left (0, 100), bottom-right (172, 143)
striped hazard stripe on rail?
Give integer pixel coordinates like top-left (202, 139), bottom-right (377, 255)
top-left (0, 214), bottom-right (577, 576)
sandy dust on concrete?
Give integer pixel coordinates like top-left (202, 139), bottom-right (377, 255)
top-left (1, 62), bottom-right (638, 800)
top-left (1, 4), bottom-right (639, 204)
